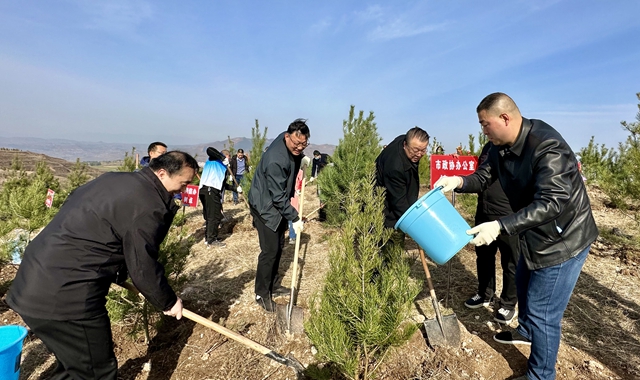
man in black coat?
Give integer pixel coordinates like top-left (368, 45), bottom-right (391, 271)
top-left (375, 127), bottom-right (430, 245)
top-left (248, 119), bottom-right (309, 312)
top-left (7, 151), bottom-right (198, 380)
top-left (464, 142), bottom-right (520, 325)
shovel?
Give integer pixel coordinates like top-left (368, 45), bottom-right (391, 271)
top-left (118, 283), bottom-right (305, 377)
top-left (276, 178), bottom-right (306, 336)
top-left (418, 248), bottom-right (461, 347)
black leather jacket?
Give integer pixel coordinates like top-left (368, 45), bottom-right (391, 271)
top-left (461, 118), bottom-right (598, 270)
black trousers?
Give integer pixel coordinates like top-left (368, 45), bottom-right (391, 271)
top-left (253, 213), bottom-right (287, 298)
top-left (21, 313), bottom-right (117, 380)
top-left (475, 214), bottom-right (520, 310)
top-left (201, 186), bottom-right (223, 242)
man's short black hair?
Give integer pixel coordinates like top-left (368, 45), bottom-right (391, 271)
top-left (313, 150), bottom-right (321, 156)
top-left (147, 142), bottom-right (167, 155)
top-left (237, 149), bottom-right (244, 154)
top-left (287, 118), bottom-right (311, 139)
top-left (149, 151), bottom-right (198, 175)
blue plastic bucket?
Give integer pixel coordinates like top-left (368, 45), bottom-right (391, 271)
top-left (0, 325), bottom-right (28, 380)
top-left (395, 188), bottom-right (472, 265)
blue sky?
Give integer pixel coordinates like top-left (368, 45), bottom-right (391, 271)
top-left (0, 1), bottom-right (639, 153)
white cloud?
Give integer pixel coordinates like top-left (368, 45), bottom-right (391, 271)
top-left (369, 18), bottom-right (446, 41)
top-left (354, 4), bottom-right (446, 41)
top-left (71, 0), bottom-right (153, 36)
top-left (355, 5), bottom-right (384, 22)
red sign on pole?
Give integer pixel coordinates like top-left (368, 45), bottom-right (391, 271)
top-left (45, 189), bottom-right (55, 208)
top-left (430, 155), bottom-right (479, 188)
top-left (181, 185), bottom-right (199, 207)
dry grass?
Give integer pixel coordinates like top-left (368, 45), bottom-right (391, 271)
top-left (2, 183), bottom-right (639, 379)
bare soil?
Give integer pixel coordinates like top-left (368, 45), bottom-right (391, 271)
top-left (1, 184), bottom-right (639, 380)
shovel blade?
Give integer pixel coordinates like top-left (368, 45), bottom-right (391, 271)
top-left (276, 304), bottom-right (304, 335)
top-left (423, 314), bottom-right (461, 347)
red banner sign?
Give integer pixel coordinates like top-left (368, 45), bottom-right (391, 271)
top-left (45, 189), bottom-right (55, 208)
top-left (181, 185), bottom-right (199, 207)
top-left (430, 155), bottom-right (479, 188)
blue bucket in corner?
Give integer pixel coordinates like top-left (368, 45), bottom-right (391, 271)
top-left (395, 187), bottom-right (472, 265)
top-left (0, 325), bottom-right (28, 380)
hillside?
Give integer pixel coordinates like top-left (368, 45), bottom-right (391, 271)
top-left (1, 182), bottom-right (638, 379)
top-left (0, 137), bottom-right (336, 162)
top-left (0, 149), bottom-right (103, 187)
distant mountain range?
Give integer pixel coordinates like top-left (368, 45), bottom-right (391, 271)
top-left (0, 137), bottom-right (335, 162)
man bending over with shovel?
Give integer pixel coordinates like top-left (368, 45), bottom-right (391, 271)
top-left (435, 93), bottom-right (598, 380)
top-left (7, 151), bottom-right (198, 380)
top-left (249, 119), bottom-right (309, 312)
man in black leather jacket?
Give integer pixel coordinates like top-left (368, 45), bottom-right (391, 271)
top-left (435, 93), bottom-right (598, 380)
top-left (7, 151), bottom-right (198, 380)
top-left (248, 119), bottom-right (309, 312)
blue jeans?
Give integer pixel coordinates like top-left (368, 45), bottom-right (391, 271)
top-left (288, 220), bottom-right (296, 240)
top-left (516, 245), bottom-right (589, 380)
top-left (232, 174), bottom-right (244, 203)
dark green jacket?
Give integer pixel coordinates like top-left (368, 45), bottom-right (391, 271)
top-left (248, 132), bottom-right (302, 231)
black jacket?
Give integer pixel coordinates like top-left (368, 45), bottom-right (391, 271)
top-left (7, 167), bottom-right (179, 320)
top-left (375, 135), bottom-right (420, 228)
top-left (311, 154), bottom-right (329, 177)
top-left (475, 143), bottom-right (513, 223)
top-left (248, 132), bottom-right (301, 231)
top-left (461, 118), bottom-right (599, 269)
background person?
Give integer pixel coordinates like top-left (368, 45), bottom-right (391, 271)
top-left (375, 126), bottom-right (430, 247)
top-left (435, 92), bottom-right (598, 380)
top-left (200, 147), bottom-right (241, 248)
top-left (311, 150), bottom-right (328, 178)
top-left (464, 142), bottom-right (520, 325)
top-left (248, 119), bottom-right (309, 312)
top-left (7, 151), bottom-right (198, 380)
top-left (230, 148), bottom-right (249, 205)
top-left (139, 141), bottom-right (167, 167)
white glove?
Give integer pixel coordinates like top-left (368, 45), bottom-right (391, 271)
top-left (236, 185), bottom-right (243, 194)
top-left (467, 221), bottom-right (501, 246)
top-left (223, 158), bottom-right (229, 166)
top-left (433, 176), bottom-right (462, 193)
top-left (292, 219), bottom-right (304, 234)
top-left (307, 177), bottom-right (315, 184)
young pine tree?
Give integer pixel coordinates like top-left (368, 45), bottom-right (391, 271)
top-left (306, 176), bottom-right (420, 380)
top-left (317, 105), bottom-right (382, 225)
top-left (245, 119), bottom-right (268, 191)
top-left (118, 147), bottom-right (137, 172)
top-left (224, 136), bottom-right (236, 157)
top-left (68, 158), bottom-right (91, 190)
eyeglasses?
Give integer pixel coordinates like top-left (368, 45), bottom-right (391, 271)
top-left (287, 133), bottom-right (309, 149)
top-left (404, 144), bottom-right (428, 156)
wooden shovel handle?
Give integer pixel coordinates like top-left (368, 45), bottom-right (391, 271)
top-left (182, 309), bottom-right (272, 355)
top-left (288, 178), bottom-right (306, 324)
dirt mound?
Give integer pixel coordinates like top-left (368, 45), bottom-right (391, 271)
top-left (1, 184), bottom-right (638, 379)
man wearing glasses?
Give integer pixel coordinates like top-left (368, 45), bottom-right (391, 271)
top-left (248, 119), bottom-right (310, 312)
top-left (375, 127), bottom-right (430, 247)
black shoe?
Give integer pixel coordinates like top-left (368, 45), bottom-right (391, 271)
top-left (255, 295), bottom-right (276, 313)
top-left (205, 240), bottom-right (226, 248)
top-left (494, 307), bottom-right (516, 324)
top-left (464, 294), bottom-right (491, 309)
top-left (493, 330), bottom-right (531, 346)
top-left (272, 285), bottom-right (291, 297)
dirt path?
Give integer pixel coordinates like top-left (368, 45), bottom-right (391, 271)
top-left (1, 184), bottom-right (638, 379)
